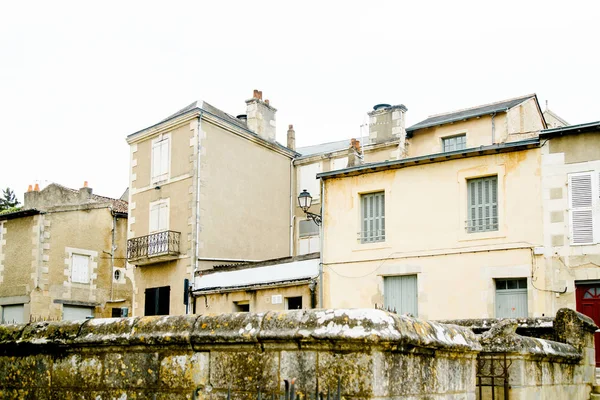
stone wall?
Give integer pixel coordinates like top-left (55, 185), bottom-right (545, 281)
top-left (0, 309), bottom-right (480, 399)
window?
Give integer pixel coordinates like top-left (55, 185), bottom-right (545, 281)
top-left (495, 278), bottom-right (528, 318)
top-left (568, 171), bottom-right (599, 245)
top-left (299, 220), bottom-right (319, 238)
top-left (384, 275), bottom-right (418, 316)
top-left (298, 219), bottom-right (320, 255)
top-left (144, 286), bottom-right (170, 316)
top-left (151, 135), bottom-right (170, 183)
top-left (298, 163), bottom-right (321, 201)
top-left (1, 304), bottom-right (24, 324)
top-left (286, 296), bottom-right (303, 310)
top-left (149, 200), bottom-right (169, 233)
top-left (233, 301), bottom-right (250, 312)
top-left (361, 192), bottom-right (385, 243)
top-left (442, 134), bottom-right (466, 152)
top-left (467, 176), bottom-right (498, 233)
top-left (71, 254), bottom-right (90, 284)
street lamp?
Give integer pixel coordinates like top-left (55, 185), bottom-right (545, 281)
top-left (298, 189), bottom-right (322, 226)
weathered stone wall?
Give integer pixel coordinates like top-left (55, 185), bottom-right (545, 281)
top-left (0, 309), bottom-right (480, 399)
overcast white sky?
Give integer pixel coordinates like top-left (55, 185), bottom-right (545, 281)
top-left (1, 1), bottom-right (598, 202)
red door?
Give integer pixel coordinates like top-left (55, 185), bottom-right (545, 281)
top-left (576, 284), bottom-right (600, 367)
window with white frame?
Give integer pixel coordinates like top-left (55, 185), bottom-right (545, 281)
top-left (568, 171), bottom-right (599, 245)
top-left (467, 176), bottom-right (498, 233)
top-left (71, 254), bottom-right (90, 284)
top-left (298, 163), bottom-right (321, 201)
top-left (151, 135), bottom-right (170, 183)
top-left (149, 200), bottom-right (169, 233)
top-left (298, 219), bottom-right (320, 255)
top-left (361, 192), bottom-right (385, 243)
top-left (442, 134), bottom-right (466, 152)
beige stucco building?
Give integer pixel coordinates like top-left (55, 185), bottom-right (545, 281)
top-left (318, 94), bottom-right (555, 320)
top-left (126, 90), bottom-right (296, 316)
top-left (0, 183), bottom-right (131, 323)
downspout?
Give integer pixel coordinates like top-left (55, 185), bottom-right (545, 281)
top-left (110, 207), bottom-right (116, 301)
top-left (289, 158), bottom-right (295, 256)
top-left (192, 113), bottom-right (203, 314)
top-left (491, 112), bottom-right (496, 144)
top-left (319, 178), bottom-right (325, 308)
top-left (35, 214), bottom-right (44, 289)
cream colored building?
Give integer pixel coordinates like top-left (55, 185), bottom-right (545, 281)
top-left (318, 94), bottom-right (553, 320)
top-left (0, 183), bottom-right (131, 323)
top-left (126, 90), bottom-right (296, 316)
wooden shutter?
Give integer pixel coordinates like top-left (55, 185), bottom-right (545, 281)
top-left (152, 140), bottom-right (162, 182)
top-left (158, 202), bottom-right (169, 231)
top-left (384, 275), bottom-right (418, 316)
top-left (467, 176), bottom-right (498, 232)
top-left (150, 204), bottom-right (160, 232)
top-left (569, 172), bottom-right (595, 244)
top-left (159, 139), bottom-right (170, 179)
top-left (361, 192), bottom-right (385, 243)
top-left (71, 254), bottom-right (90, 284)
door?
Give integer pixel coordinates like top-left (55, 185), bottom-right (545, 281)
top-left (495, 278), bottom-right (528, 318)
top-left (384, 275), bottom-right (418, 316)
top-left (63, 305), bottom-right (94, 321)
top-left (576, 284), bottom-right (600, 367)
top-left (1, 304), bottom-right (25, 324)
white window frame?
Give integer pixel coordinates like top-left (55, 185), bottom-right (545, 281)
top-left (360, 191), bottom-right (385, 243)
top-left (442, 134), bottom-right (467, 153)
top-left (568, 171), bottom-right (599, 245)
top-left (149, 198), bottom-right (170, 233)
top-left (298, 163), bottom-right (321, 202)
top-left (71, 253), bottom-right (91, 284)
top-left (151, 133), bottom-right (170, 184)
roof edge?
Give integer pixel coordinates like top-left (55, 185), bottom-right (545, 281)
top-left (540, 121), bottom-right (600, 137)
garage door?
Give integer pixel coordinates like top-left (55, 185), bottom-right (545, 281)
top-left (2, 304), bottom-right (25, 324)
top-left (63, 305), bottom-right (95, 321)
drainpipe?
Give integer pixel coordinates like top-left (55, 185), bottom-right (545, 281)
top-left (192, 113), bottom-right (204, 314)
top-left (110, 207), bottom-right (116, 301)
top-left (491, 112), bottom-right (496, 144)
top-left (289, 158), bottom-right (295, 256)
top-left (319, 178), bottom-right (325, 308)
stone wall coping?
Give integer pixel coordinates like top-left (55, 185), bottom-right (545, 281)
top-left (437, 317), bottom-right (554, 331)
top-left (0, 309), bottom-right (481, 353)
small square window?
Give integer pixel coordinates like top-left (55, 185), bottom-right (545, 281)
top-left (442, 135), bottom-right (466, 152)
top-left (286, 296), bottom-right (303, 310)
top-left (233, 301), bottom-right (250, 312)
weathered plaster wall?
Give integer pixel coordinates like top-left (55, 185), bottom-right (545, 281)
top-left (322, 149), bottom-right (544, 319)
top-left (0, 309), bottom-right (480, 399)
top-left (195, 283), bottom-right (313, 314)
top-left (0, 216), bottom-right (35, 299)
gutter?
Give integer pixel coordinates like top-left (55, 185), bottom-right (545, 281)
top-left (540, 120), bottom-right (600, 137)
top-left (192, 277), bottom-right (317, 295)
top-left (317, 138), bottom-right (540, 180)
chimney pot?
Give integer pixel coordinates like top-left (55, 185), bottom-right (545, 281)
top-left (258, 91), bottom-right (263, 100)
top-left (27, 184), bottom-right (33, 192)
top-left (289, 124), bottom-right (293, 129)
top-left (83, 181), bottom-right (88, 188)
top-left (265, 99), bottom-right (269, 105)
top-left (253, 89), bottom-right (259, 99)
top-left (287, 124), bottom-right (296, 151)
top-left (34, 183), bottom-right (40, 192)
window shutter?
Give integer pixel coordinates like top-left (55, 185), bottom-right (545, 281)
top-left (72, 254), bottom-right (90, 284)
top-left (160, 139), bottom-right (170, 178)
top-left (150, 204), bottom-right (159, 232)
top-left (158, 203), bottom-right (169, 231)
top-left (569, 172), bottom-right (594, 244)
top-left (152, 141), bottom-right (162, 181)
top-left (467, 176), bottom-right (498, 232)
top-left (361, 192), bottom-right (385, 243)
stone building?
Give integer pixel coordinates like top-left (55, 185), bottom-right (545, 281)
top-left (317, 94), bottom-right (553, 320)
top-left (0, 183), bottom-right (131, 323)
top-left (126, 90), bottom-right (296, 316)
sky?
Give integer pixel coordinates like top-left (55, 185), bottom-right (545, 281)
top-left (1, 1), bottom-right (599, 203)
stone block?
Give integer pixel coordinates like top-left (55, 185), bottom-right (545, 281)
top-left (550, 187), bottom-right (563, 199)
top-left (209, 350), bottom-right (279, 392)
top-left (76, 317), bottom-right (138, 346)
top-left (552, 234), bottom-right (565, 247)
top-left (279, 350), bottom-right (317, 393)
top-left (550, 211), bottom-right (564, 223)
top-left (159, 352), bottom-right (209, 390)
top-left (0, 354), bottom-right (52, 388)
top-left (53, 354), bottom-right (103, 389)
top-left (104, 352), bottom-right (159, 389)
top-left (192, 313), bottom-right (262, 346)
top-left (317, 351), bottom-right (373, 396)
top-left (20, 320), bottom-right (83, 345)
top-left (131, 315), bottom-right (198, 346)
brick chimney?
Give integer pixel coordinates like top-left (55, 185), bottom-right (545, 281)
top-left (23, 183), bottom-right (39, 209)
top-left (287, 124), bottom-right (296, 151)
top-left (246, 89), bottom-right (277, 142)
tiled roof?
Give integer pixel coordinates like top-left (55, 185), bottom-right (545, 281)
top-left (52, 184), bottom-right (128, 213)
top-left (407, 94), bottom-right (536, 132)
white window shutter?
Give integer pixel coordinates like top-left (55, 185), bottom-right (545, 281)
top-left (150, 204), bottom-right (159, 232)
top-left (569, 172), bottom-right (594, 244)
top-left (152, 141), bottom-right (162, 181)
top-left (160, 139), bottom-right (170, 179)
top-left (72, 254), bottom-right (90, 284)
top-left (158, 203), bottom-right (169, 231)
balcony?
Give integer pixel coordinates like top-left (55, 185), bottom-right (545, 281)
top-left (127, 230), bottom-right (181, 266)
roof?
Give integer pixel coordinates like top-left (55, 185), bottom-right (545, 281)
top-left (407, 94), bottom-right (536, 132)
top-left (0, 208), bottom-right (40, 221)
top-left (543, 109), bottom-right (569, 127)
top-left (129, 100), bottom-right (297, 157)
top-left (540, 120), bottom-right (600, 137)
top-left (193, 258), bottom-right (319, 293)
top-left (296, 138), bottom-right (350, 158)
top-left (317, 138), bottom-right (539, 180)
top-left (44, 183), bottom-right (128, 214)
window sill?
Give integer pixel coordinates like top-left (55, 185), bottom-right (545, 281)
top-left (352, 241), bottom-right (390, 252)
top-left (458, 229), bottom-right (506, 242)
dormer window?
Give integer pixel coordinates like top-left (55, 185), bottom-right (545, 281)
top-left (442, 134), bottom-right (466, 152)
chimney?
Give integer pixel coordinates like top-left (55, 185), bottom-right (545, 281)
top-left (287, 124), bottom-right (296, 151)
top-left (246, 89), bottom-right (277, 142)
top-left (346, 139), bottom-right (364, 168)
top-left (79, 182), bottom-right (92, 202)
top-left (368, 103), bottom-right (408, 159)
top-left (24, 183), bottom-right (40, 209)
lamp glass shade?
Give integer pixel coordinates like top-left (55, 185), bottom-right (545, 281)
top-left (298, 189), bottom-right (312, 211)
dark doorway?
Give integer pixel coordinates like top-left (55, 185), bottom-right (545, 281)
top-left (576, 283), bottom-right (600, 367)
top-left (233, 301), bottom-right (250, 312)
top-left (145, 286), bottom-right (170, 316)
top-left (286, 296), bottom-right (303, 310)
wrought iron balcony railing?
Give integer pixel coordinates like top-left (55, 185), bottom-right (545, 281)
top-left (127, 230), bottom-right (180, 265)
